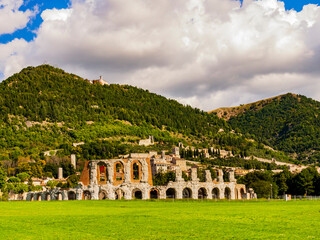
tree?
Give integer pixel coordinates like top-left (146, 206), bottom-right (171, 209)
top-left (46, 180), bottom-right (58, 190)
top-left (0, 164), bottom-right (7, 190)
top-left (67, 174), bottom-right (80, 188)
top-left (294, 168), bottom-right (317, 195)
top-left (251, 180), bottom-right (272, 198)
top-left (17, 172), bottom-right (30, 182)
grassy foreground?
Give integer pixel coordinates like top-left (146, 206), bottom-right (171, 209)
top-left (0, 200), bottom-right (319, 239)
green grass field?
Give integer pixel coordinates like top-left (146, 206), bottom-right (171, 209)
top-left (0, 200), bottom-right (319, 239)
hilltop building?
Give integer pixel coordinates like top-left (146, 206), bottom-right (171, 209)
top-left (91, 76), bottom-right (109, 85)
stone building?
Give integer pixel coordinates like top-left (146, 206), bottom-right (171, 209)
top-left (138, 135), bottom-right (154, 146)
top-left (24, 154), bottom-right (256, 201)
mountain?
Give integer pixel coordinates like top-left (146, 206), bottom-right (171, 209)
top-left (212, 93), bottom-right (320, 164)
top-left (0, 65), bottom-right (232, 162)
top-left (0, 65), bottom-right (302, 178)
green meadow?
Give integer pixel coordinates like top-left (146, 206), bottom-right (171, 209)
top-left (0, 200), bottom-right (319, 240)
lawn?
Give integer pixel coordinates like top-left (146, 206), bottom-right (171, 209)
top-left (0, 200), bottom-right (319, 239)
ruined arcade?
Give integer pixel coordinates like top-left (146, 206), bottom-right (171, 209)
top-left (25, 150), bottom-right (256, 201)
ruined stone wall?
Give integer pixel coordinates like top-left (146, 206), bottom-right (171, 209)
top-left (24, 157), bottom-right (255, 201)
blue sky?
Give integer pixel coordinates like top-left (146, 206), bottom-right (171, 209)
top-left (0, 0), bottom-right (319, 44)
top-left (0, 0), bottom-right (70, 44)
top-left (1, 0), bottom-right (320, 110)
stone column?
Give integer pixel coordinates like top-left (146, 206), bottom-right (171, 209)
top-left (176, 186), bottom-right (183, 199)
top-left (229, 170), bottom-right (236, 182)
top-left (205, 170), bottom-right (212, 182)
top-left (191, 168), bottom-right (199, 182)
top-left (141, 161), bottom-right (149, 183)
top-left (159, 188), bottom-right (166, 199)
top-left (207, 188), bottom-right (213, 199)
top-left (71, 154), bottom-right (76, 169)
top-left (192, 187), bottom-right (198, 199)
top-left (219, 187), bottom-right (225, 199)
top-left (124, 161), bottom-right (131, 183)
top-left (107, 163), bottom-right (114, 184)
top-left (89, 161), bottom-right (98, 186)
top-left (175, 168), bottom-right (184, 182)
top-left (58, 168), bottom-right (63, 179)
top-left (143, 188), bottom-right (149, 200)
top-left (230, 186), bottom-right (236, 200)
top-left (217, 169), bottom-right (224, 183)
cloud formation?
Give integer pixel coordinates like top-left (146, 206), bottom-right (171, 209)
top-left (0, 0), bottom-right (35, 34)
top-left (1, 0), bottom-right (320, 110)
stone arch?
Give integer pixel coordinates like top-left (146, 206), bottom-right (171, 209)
top-left (131, 161), bottom-right (141, 181)
top-left (166, 188), bottom-right (176, 199)
top-left (99, 190), bottom-right (108, 200)
top-left (115, 189), bottom-right (125, 200)
top-left (68, 191), bottom-right (76, 200)
top-left (114, 161), bottom-right (124, 184)
top-left (97, 162), bottom-right (108, 184)
top-left (198, 187), bottom-right (208, 199)
top-left (212, 188), bottom-right (220, 199)
top-left (182, 188), bottom-right (192, 199)
top-left (149, 188), bottom-right (159, 199)
top-left (83, 190), bottom-right (91, 200)
top-left (240, 188), bottom-right (246, 199)
top-left (132, 188), bottom-right (143, 199)
top-left (29, 193), bottom-right (34, 201)
top-left (225, 187), bottom-right (231, 199)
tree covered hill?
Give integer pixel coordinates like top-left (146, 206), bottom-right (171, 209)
top-left (0, 65), bottom-right (301, 178)
top-left (0, 65), bottom-right (228, 136)
top-left (214, 93), bottom-right (320, 164)
top-left (0, 65), bottom-right (236, 165)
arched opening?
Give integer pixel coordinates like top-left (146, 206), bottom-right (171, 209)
top-left (83, 190), bottom-right (91, 200)
top-left (132, 189), bottom-right (143, 199)
top-left (225, 187), bottom-right (231, 199)
top-left (182, 188), bottom-right (192, 199)
top-left (198, 188), bottom-right (207, 199)
top-left (212, 188), bottom-right (220, 199)
top-left (115, 189), bottom-right (125, 200)
top-left (30, 194), bottom-right (34, 201)
top-left (68, 191), bottom-right (76, 200)
top-left (45, 193), bottom-right (51, 201)
top-left (132, 162), bottom-right (141, 181)
top-left (37, 194), bottom-right (42, 201)
top-left (240, 188), bottom-right (246, 200)
top-left (150, 189), bottom-right (159, 199)
top-left (99, 190), bottom-right (108, 200)
top-left (166, 188), bottom-right (176, 199)
top-left (98, 162), bottom-right (108, 184)
top-left (114, 162), bottom-right (124, 184)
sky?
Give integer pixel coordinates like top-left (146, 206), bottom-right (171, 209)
top-left (1, 0), bottom-right (320, 111)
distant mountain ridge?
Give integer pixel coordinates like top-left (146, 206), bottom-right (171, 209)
top-left (210, 94), bottom-right (293, 121)
top-left (211, 93), bottom-right (320, 164)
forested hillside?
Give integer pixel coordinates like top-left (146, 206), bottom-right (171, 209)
top-left (0, 65), bottom-right (233, 171)
top-left (0, 65), bottom-right (304, 179)
top-left (219, 94), bottom-right (320, 164)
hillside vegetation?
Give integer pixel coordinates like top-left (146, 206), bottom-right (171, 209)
top-left (213, 94), bottom-right (320, 164)
top-left (0, 65), bottom-right (309, 179)
top-left (0, 65), bottom-right (247, 173)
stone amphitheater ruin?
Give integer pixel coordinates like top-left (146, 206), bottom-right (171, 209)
top-left (25, 149), bottom-right (256, 201)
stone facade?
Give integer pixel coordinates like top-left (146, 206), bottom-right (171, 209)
top-left (25, 155), bottom-right (256, 201)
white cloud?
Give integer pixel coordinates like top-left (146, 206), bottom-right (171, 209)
top-left (1, 0), bottom-right (320, 110)
top-left (0, 0), bottom-right (35, 35)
